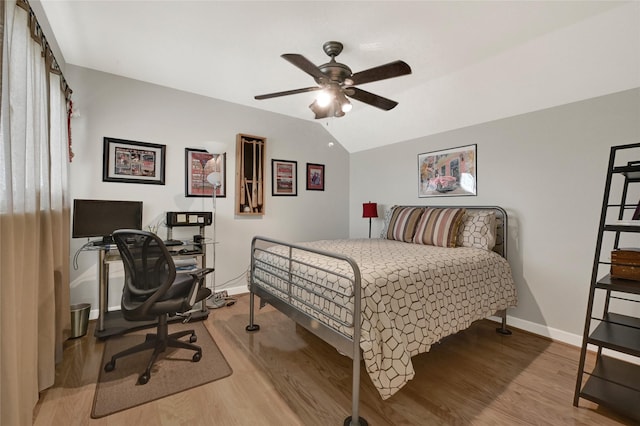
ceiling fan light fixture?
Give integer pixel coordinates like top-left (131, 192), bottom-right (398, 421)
top-left (316, 90), bottom-right (332, 107)
top-left (255, 41), bottom-right (412, 119)
top-left (334, 89), bottom-right (352, 114)
top-left (309, 99), bottom-right (329, 119)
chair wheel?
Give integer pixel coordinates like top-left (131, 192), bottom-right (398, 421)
top-left (104, 361), bottom-right (115, 372)
top-left (138, 373), bottom-right (150, 385)
top-left (190, 334), bottom-right (197, 343)
top-left (192, 352), bottom-right (202, 362)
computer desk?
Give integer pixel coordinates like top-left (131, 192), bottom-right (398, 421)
top-left (94, 244), bottom-right (209, 339)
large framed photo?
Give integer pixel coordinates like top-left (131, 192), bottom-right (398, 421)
top-left (272, 159), bottom-right (297, 196)
top-left (418, 144), bottom-right (477, 197)
top-left (185, 148), bottom-right (226, 198)
top-left (102, 137), bottom-right (166, 185)
top-left (306, 163), bottom-right (325, 191)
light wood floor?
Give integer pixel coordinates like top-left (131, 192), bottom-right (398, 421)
top-left (34, 294), bottom-right (634, 425)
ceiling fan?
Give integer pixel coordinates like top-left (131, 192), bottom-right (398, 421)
top-left (254, 41), bottom-right (412, 119)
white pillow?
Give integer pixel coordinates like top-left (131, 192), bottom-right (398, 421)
top-left (379, 206), bottom-right (396, 238)
top-left (457, 210), bottom-right (497, 251)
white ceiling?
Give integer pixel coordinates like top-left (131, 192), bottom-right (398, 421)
top-left (39, 1), bottom-right (639, 153)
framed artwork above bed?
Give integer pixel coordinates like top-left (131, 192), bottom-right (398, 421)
top-left (418, 144), bottom-right (477, 197)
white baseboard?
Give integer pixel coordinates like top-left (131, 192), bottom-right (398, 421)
top-left (489, 314), bottom-right (639, 365)
top-left (224, 284), bottom-right (249, 296)
top-left (488, 314), bottom-right (583, 346)
top-left (88, 284), bottom-right (249, 320)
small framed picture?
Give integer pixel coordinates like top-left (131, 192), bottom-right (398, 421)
top-left (185, 148), bottom-right (226, 198)
top-left (272, 159), bottom-right (297, 196)
top-left (306, 163), bottom-right (325, 191)
top-left (102, 137), bottom-right (166, 185)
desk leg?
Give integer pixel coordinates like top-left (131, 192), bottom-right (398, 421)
top-left (98, 249), bottom-right (109, 332)
top-left (199, 229), bottom-right (208, 313)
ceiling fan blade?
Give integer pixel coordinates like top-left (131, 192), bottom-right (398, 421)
top-left (346, 87), bottom-right (398, 111)
top-left (282, 54), bottom-right (328, 84)
top-left (349, 60), bottom-right (412, 86)
top-left (255, 86), bottom-right (321, 100)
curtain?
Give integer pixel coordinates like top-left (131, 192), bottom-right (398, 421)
top-left (0, 1), bottom-right (71, 424)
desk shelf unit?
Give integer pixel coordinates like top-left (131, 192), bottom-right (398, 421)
top-left (94, 222), bottom-right (210, 339)
top-left (573, 143), bottom-right (640, 422)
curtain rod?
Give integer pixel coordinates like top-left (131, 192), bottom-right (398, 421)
top-left (17, 0), bottom-right (73, 101)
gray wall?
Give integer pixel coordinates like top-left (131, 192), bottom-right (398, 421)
top-left (28, 0), bottom-right (640, 351)
top-left (67, 65), bottom-right (350, 314)
top-left (349, 88), bottom-right (640, 342)
top-left (66, 63), bottom-right (640, 345)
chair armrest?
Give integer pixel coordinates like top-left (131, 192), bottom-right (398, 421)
top-left (185, 268), bottom-right (215, 307)
top-left (188, 267), bottom-right (215, 281)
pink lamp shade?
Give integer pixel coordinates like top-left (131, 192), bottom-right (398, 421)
top-left (362, 202), bottom-right (378, 219)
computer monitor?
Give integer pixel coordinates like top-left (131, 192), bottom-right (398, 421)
top-left (72, 199), bottom-right (143, 243)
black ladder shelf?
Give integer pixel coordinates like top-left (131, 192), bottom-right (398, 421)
top-left (573, 143), bottom-right (640, 422)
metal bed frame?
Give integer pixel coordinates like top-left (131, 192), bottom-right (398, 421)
top-left (246, 206), bottom-right (512, 426)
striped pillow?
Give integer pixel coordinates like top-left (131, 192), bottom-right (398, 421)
top-left (385, 207), bottom-right (424, 242)
top-left (413, 207), bottom-right (466, 247)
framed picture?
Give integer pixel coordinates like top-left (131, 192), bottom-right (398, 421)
top-left (418, 144), bottom-right (477, 197)
top-left (272, 159), bottom-right (297, 196)
top-left (185, 148), bottom-right (226, 198)
top-left (102, 137), bottom-right (166, 185)
top-left (236, 134), bottom-right (266, 215)
top-left (306, 163), bottom-right (325, 191)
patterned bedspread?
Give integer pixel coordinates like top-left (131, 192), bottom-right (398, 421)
top-left (252, 238), bottom-right (517, 399)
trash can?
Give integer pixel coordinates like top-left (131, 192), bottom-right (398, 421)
top-left (70, 303), bottom-right (91, 338)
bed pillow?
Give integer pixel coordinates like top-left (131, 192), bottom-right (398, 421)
top-left (412, 207), bottom-right (466, 247)
top-left (457, 210), bottom-right (497, 251)
top-left (385, 206), bottom-right (424, 242)
top-left (379, 205), bottom-right (396, 238)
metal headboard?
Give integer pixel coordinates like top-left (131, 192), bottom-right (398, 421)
top-left (394, 205), bottom-right (508, 258)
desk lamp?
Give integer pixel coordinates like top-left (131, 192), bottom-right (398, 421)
top-left (362, 202), bottom-right (378, 238)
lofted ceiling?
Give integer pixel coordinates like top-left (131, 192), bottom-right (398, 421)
top-left (39, 1), bottom-right (639, 153)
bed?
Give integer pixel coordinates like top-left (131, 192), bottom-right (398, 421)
top-left (246, 206), bottom-right (517, 426)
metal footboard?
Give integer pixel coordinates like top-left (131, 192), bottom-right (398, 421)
top-left (246, 236), bottom-right (367, 426)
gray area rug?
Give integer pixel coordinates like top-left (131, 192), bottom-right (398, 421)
top-left (92, 321), bottom-right (232, 418)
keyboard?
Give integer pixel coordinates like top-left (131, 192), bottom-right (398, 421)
top-left (163, 239), bottom-right (183, 246)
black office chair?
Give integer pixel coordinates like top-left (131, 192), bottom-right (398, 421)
top-left (104, 229), bottom-right (213, 385)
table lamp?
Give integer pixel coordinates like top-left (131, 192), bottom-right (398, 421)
top-left (362, 202), bottom-right (378, 238)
